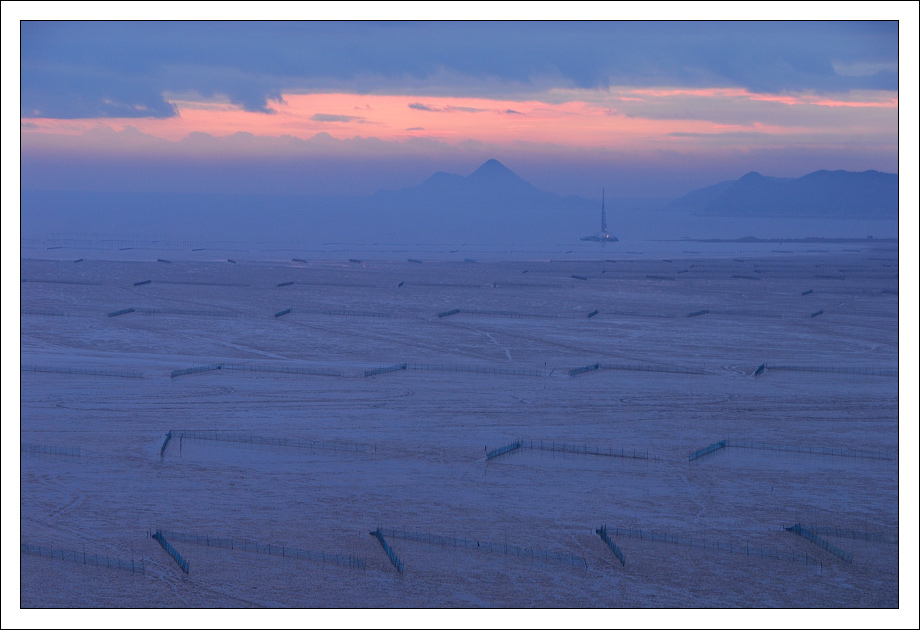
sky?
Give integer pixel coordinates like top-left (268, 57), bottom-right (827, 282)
top-left (8, 7), bottom-right (916, 202)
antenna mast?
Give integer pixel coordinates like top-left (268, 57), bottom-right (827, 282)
top-left (601, 189), bottom-right (608, 235)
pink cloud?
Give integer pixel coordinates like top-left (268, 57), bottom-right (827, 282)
top-left (20, 89), bottom-right (897, 161)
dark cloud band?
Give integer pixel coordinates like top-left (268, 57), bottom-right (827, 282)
top-left (21, 21), bottom-right (899, 120)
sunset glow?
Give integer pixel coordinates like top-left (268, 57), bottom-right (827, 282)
top-left (13, 19), bottom-right (906, 199)
top-left (20, 87), bottom-right (898, 159)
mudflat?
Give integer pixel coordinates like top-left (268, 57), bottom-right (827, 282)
top-left (19, 246), bottom-right (900, 608)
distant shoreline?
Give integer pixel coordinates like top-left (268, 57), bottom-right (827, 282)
top-left (670, 237), bottom-right (897, 244)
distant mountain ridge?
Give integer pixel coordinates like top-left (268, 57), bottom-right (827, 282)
top-left (20, 160), bottom-right (600, 246)
top-left (669, 169), bottom-right (897, 219)
top-left (373, 158), bottom-right (564, 209)
top-left (20, 161), bottom-right (899, 246)
top-left (364, 158), bottom-right (595, 242)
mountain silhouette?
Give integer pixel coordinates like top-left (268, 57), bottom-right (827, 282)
top-left (375, 158), bottom-right (555, 207)
top-left (365, 159), bottom-right (592, 242)
top-left (466, 158), bottom-right (539, 191)
top-left (21, 159), bottom-right (598, 246)
top-left (22, 161), bottom-right (897, 246)
top-left (669, 169), bottom-right (897, 219)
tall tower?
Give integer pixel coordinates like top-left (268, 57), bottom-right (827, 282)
top-left (601, 189), bottom-right (607, 236)
top-left (581, 188), bottom-right (618, 242)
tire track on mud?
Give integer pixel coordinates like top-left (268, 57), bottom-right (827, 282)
top-left (52, 389), bottom-right (415, 412)
top-left (109, 316), bottom-right (293, 361)
top-left (25, 471), bottom-right (87, 523)
top-left (285, 317), bottom-right (501, 363)
top-left (145, 555), bottom-right (269, 608)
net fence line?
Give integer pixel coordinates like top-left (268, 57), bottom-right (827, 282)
top-left (598, 363), bottom-right (706, 375)
top-left (763, 364), bottom-right (897, 377)
top-left (407, 363), bottom-right (545, 377)
top-left (604, 526), bottom-right (822, 566)
top-left (294, 308), bottom-right (394, 319)
top-left (370, 528), bottom-right (403, 572)
top-left (570, 363), bottom-right (705, 376)
top-left (364, 364), bottom-right (408, 377)
top-left (376, 528), bottom-right (587, 568)
top-left (21, 279), bottom-right (103, 285)
top-left (21, 543), bottom-right (144, 574)
top-left (689, 440), bottom-right (727, 461)
top-left (579, 309), bottom-right (677, 319)
top-left (727, 439), bottom-right (894, 461)
top-left (690, 439), bottom-right (894, 462)
top-left (407, 282), bottom-right (485, 289)
top-left (785, 524), bottom-right (853, 564)
top-left (156, 529), bottom-right (365, 569)
top-left (800, 525), bottom-right (895, 544)
top-left (170, 363), bottom-right (344, 378)
top-left (463, 308), bottom-right (562, 319)
top-left (268, 280), bottom-right (382, 290)
top-left (170, 364), bottom-right (223, 378)
top-left (437, 308), bottom-right (563, 320)
top-left (595, 526), bottom-right (626, 566)
top-left (21, 443), bottom-right (81, 458)
top-left (133, 308), bottom-right (241, 317)
top-left (171, 429), bottom-right (368, 454)
top-left (522, 439), bottom-right (651, 461)
top-left (109, 306), bottom-right (241, 317)
top-left (486, 440), bottom-right (522, 460)
top-left (705, 310), bottom-right (784, 320)
top-left (220, 363), bottom-right (344, 377)
top-left (152, 280), bottom-right (250, 287)
top-left (21, 365), bottom-right (144, 379)
top-left (365, 363), bottom-right (546, 377)
top-left (151, 530), bottom-right (189, 574)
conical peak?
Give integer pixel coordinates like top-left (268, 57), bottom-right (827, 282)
top-left (477, 158), bottom-right (506, 169)
top-left (469, 159), bottom-right (515, 178)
